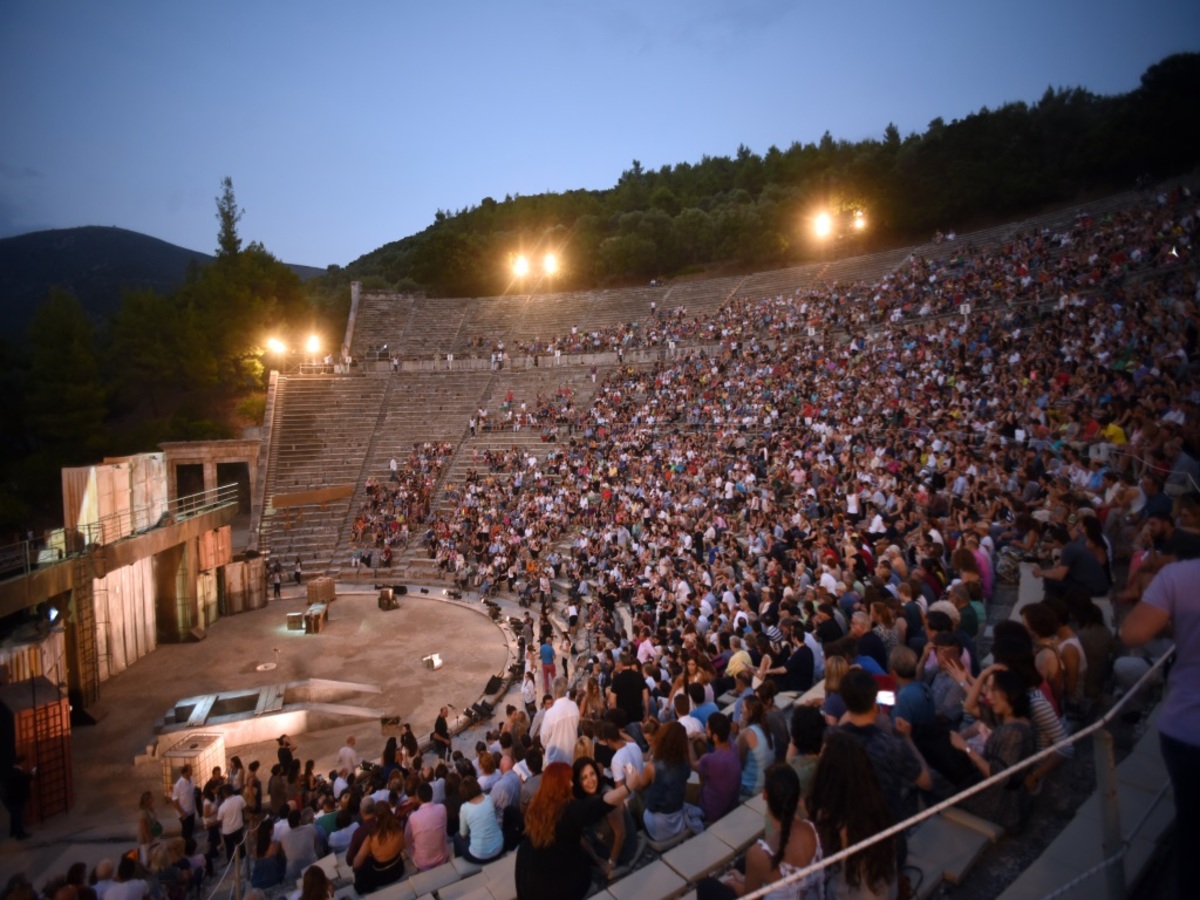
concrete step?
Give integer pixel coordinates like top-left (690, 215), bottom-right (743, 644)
top-left (906, 812), bottom-right (994, 886)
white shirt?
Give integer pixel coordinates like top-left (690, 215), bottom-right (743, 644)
top-left (216, 794), bottom-right (246, 835)
top-left (611, 741), bottom-right (645, 785)
top-left (172, 775), bottom-right (196, 816)
top-left (539, 697), bottom-right (581, 765)
top-left (637, 639), bottom-right (657, 666)
top-left (336, 744), bottom-right (358, 773)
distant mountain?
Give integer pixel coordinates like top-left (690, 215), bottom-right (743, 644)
top-left (0, 226), bottom-right (323, 336)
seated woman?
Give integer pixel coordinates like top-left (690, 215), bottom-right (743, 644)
top-left (453, 776), bottom-right (505, 864)
top-left (670, 653), bottom-right (715, 705)
top-left (785, 706), bottom-right (826, 797)
top-left (951, 669), bottom-right (1036, 832)
top-left (578, 675), bottom-right (605, 720)
top-left (573, 757), bottom-right (639, 876)
top-left (641, 722), bottom-right (705, 842)
top-left (516, 761), bottom-right (637, 899)
top-left (818, 656), bottom-right (849, 726)
top-left (701, 763), bottom-right (822, 899)
top-left (737, 697), bottom-right (775, 800)
top-left (477, 750), bottom-right (501, 793)
top-left (808, 732), bottom-right (897, 900)
top-left (352, 801), bottom-right (407, 893)
top-left (248, 820), bottom-right (284, 888)
top-left (300, 866), bottom-right (334, 900)
top-left (148, 838), bottom-right (198, 896)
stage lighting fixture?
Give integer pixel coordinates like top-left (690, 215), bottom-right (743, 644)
top-left (513, 255), bottom-right (530, 277)
top-left (814, 213), bottom-right (832, 238)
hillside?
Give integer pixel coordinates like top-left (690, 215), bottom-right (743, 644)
top-left (0, 226), bottom-right (323, 336)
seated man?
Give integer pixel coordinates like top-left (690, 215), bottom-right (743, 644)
top-left (838, 669), bottom-right (933, 864)
top-left (927, 633), bottom-right (966, 726)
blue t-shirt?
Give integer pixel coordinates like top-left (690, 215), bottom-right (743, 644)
top-left (539, 642), bottom-right (555, 665)
top-left (892, 681), bottom-right (936, 727)
top-left (854, 655), bottom-right (886, 676)
top-left (691, 701), bottom-right (719, 726)
top-left (460, 795), bottom-right (505, 859)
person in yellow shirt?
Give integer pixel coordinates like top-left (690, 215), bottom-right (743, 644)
top-left (725, 636), bottom-right (754, 678)
top-left (1099, 419), bottom-right (1127, 445)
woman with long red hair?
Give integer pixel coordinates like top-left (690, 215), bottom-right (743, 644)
top-left (515, 760), bottom-right (639, 899)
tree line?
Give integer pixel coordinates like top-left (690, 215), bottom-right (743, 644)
top-left (324, 53), bottom-right (1199, 298)
top-left (0, 179), bottom-right (342, 532)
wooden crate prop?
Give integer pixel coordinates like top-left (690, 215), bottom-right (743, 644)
top-left (307, 577), bottom-right (336, 604)
top-left (160, 732), bottom-right (225, 800)
top-left (0, 677), bottom-right (73, 823)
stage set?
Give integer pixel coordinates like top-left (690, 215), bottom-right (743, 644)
top-left (0, 449), bottom-right (516, 835)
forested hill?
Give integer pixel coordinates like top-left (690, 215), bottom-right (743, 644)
top-left (0, 226), bottom-right (323, 336)
top-left (328, 52), bottom-right (1200, 300)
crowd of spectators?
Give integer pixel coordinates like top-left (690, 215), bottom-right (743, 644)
top-left (22, 185), bottom-right (1199, 898)
top-left (348, 443), bottom-right (453, 568)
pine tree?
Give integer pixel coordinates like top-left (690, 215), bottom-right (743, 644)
top-left (215, 176), bottom-right (243, 258)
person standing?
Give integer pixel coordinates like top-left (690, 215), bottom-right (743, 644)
top-left (607, 653), bottom-right (649, 747)
top-left (1121, 557), bottom-right (1200, 900)
top-left (433, 707), bottom-right (452, 760)
top-left (216, 784), bottom-right (246, 861)
top-left (171, 763), bottom-right (196, 847)
top-left (540, 676), bottom-right (581, 765)
top-left (540, 637), bottom-right (557, 695)
top-left (136, 790), bottom-right (162, 864)
top-left (521, 672), bottom-right (538, 717)
top-left (5, 755), bottom-right (33, 840)
top-left (277, 734), bottom-right (297, 772)
top-left (336, 736), bottom-right (359, 774)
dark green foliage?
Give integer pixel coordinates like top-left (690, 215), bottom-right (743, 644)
top-left (25, 288), bottom-right (107, 451)
top-left (0, 180), bottom-right (322, 533)
top-left (325, 53), bottom-right (1200, 296)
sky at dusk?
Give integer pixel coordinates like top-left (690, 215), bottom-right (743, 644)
top-left (2, 0), bottom-right (1198, 268)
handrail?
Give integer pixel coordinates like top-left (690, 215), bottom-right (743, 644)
top-left (0, 483), bottom-right (241, 577)
top-left (741, 645), bottom-right (1177, 900)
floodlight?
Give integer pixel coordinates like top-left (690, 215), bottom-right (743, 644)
top-left (543, 252), bottom-right (558, 275)
top-left (814, 213), bottom-right (832, 238)
top-left (266, 337), bottom-right (287, 354)
top-left (853, 212), bottom-right (867, 231)
top-left (513, 255), bottom-right (530, 277)
top-left (306, 335), bottom-right (321, 354)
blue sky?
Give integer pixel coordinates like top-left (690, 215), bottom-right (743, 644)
top-left (2, 1), bottom-right (1197, 268)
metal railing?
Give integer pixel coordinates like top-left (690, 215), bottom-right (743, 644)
top-left (0, 483), bottom-right (241, 579)
top-left (743, 646), bottom-right (1177, 900)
